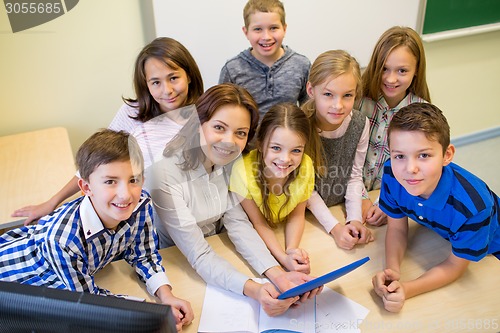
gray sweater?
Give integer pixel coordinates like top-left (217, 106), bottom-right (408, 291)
top-left (316, 110), bottom-right (367, 207)
top-left (219, 46), bottom-right (310, 118)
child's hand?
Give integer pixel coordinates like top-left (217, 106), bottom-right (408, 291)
top-left (284, 248), bottom-right (310, 274)
top-left (372, 268), bottom-right (400, 296)
top-left (168, 297), bottom-right (194, 331)
top-left (331, 221), bottom-right (374, 250)
top-left (257, 282), bottom-right (299, 317)
top-left (156, 286), bottom-right (194, 331)
top-left (381, 280), bottom-right (406, 313)
top-left (12, 200), bottom-right (57, 226)
top-left (365, 204), bottom-right (387, 226)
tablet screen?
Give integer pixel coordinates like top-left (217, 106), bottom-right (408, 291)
top-left (277, 256), bottom-right (370, 299)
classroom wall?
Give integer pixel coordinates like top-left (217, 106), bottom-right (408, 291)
top-left (1, 2), bottom-right (499, 155)
top-left (424, 29), bottom-right (500, 138)
top-left (0, 0), bottom-right (147, 154)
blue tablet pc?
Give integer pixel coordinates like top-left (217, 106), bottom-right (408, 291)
top-left (277, 256), bottom-right (370, 299)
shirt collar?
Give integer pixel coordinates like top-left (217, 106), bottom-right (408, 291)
top-left (188, 161), bottom-right (225, 181)
top-left (376, 92), bottom-right (417, 111)
top-left (80, 194), bottom-right (148, 240)
top-left (80, 196), bottom-right (106, 240)
top-left (416, 164), bottom-right (452, 210)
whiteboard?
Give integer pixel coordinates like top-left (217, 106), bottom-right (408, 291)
top-left (152, 0), bottom-right (423, 89)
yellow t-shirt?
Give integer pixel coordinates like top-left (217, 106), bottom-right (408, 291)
top-left (229, 149), bottom-right (315, 224)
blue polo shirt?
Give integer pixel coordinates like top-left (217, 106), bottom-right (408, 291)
top-left (379, 160), bottom-right (500, 262)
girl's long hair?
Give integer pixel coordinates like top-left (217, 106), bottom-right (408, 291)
top-left (360, 26), bottom-right (431, 103)
top-left (302, 49), bottom-right (362, 177)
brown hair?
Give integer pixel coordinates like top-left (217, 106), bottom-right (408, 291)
top-left (243, 0), bottom-right (286, 28)
top-left (255, 102), bottom-right (310, 225)
top-left (164, 83), bottom-right (259, 170)
top-left (360, 26), bottom-right (430, 103)
top-left (302, 50), bottom-right (362, 177)
top-left (124, 37), bottom-right (204, 122)
top-left (388, 103), bottom-right (450, 154)
top-left (76, 129), bottom-right (143, 181)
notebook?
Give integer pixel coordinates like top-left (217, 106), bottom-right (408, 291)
top-left (198, 279), bottom-right (315, 333)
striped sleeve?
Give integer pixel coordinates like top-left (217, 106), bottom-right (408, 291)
top-left (379, 163), bottom-right (406, 218)
top-left (123, 199), bottom-right (169, 296)
top-left (450, 208), bottom-right (493, 261)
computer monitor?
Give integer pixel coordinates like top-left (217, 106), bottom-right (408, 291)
top-left (0, 281), bottom-right (176, 333)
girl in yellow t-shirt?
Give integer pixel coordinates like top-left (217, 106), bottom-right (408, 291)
top-left (230, 102), bottom-right (319, 274)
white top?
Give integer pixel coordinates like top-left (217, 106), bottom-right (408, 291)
top-left (108, 103), bottom-right (143, 134)
top-left (108, 103), bottom-right (191, 170)
top-left (130, 112), bottom-right (187, 170)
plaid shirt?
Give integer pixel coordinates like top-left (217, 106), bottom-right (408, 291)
top-left (0, 191), bottom-right (169, 296)
top-left (359, 93), bottom-right (426, 192)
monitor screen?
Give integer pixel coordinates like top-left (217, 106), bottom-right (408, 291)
top-left (0, 281), bottom-right (176, 333)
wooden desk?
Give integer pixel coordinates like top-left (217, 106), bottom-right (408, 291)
top-left (0, 127), bottom-right (76, 229)
top-left (95, 192), bottom-right (500, 333)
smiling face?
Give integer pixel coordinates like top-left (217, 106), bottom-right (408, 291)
top-left (381, 46), bottom-right (417, 108)
top-left (307, 72), bottom-right (357, 132)
top-left (389, 130), bottom-right (454, 199)
top-left (262, 127), bottom-right (305, 180)
top-left (78, 160), bottom-right (144, 230)
top-left (199, 104), bottom-right (251, 171)
top-left (243, 11), bottom-right (286, 66)
top-left (145, 57), bottom-right (190, 113)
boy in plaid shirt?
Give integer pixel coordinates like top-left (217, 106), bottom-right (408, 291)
top-left (0, 129), bottom-right (193, 331)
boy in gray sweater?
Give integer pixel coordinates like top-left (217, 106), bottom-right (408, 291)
top-left (219, 0), bottom-right (310, 118)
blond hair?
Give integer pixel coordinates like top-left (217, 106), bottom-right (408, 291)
top-left (243, 0), bottom-right (285, 28)
top-left (302, 50), bottom-right (362, 177)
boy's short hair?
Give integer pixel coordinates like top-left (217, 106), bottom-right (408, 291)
top-left (76, 129), bottom-right (144, 180)
top-left (243, 0), bottom-right (286, 28)
top-left (388, 102), bottom-right (450, 154)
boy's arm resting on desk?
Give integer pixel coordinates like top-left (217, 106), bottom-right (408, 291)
top-left (154, 285), bottom-right (194, 330)
top-left (374, 216), bottom-right (471, 312)
top-left (371, 215), bottom-right (408, 312)
top-left (398, 206), bottom-right (494, 302)
top-left (384, 216), bottom-right (409, 272)
top-left (123, 200), bottom-right (172, 297)
top-left (402, 253), bottom-right (470, 299)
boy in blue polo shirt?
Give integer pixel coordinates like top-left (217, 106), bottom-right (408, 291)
top-left (0, 129), bottom-right (193, 330)
top-left (372, 102), bottom-right (499, 313)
